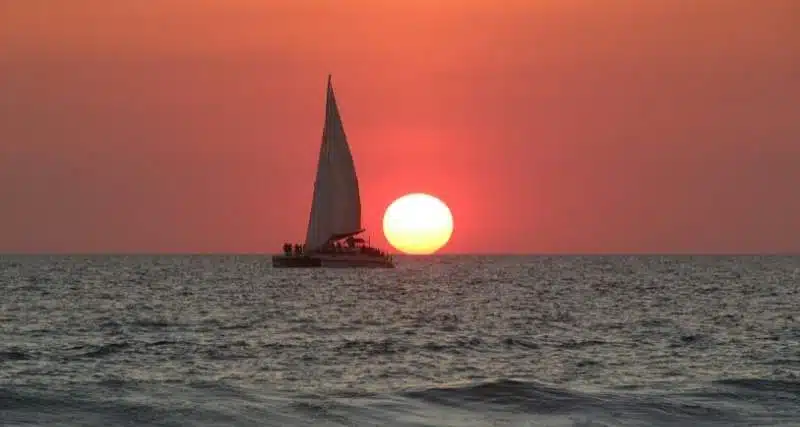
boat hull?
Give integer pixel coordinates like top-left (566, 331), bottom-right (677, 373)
top-left (272, 253), bottom-right (394, 268)
top-left (271, 255), bottom-right (322, 268)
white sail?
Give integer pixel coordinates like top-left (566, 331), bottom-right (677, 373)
top-left (304, 75), bottom-right (362, 251)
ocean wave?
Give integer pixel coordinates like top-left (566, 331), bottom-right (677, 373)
top-left (2, 378), bottom-right (798, 426)
top-left (712, 378), bottom-right (800, 395)
top-left (398, 378), bottom-right (799, 425)
top-left (0, 349), bottom-right (31, 361)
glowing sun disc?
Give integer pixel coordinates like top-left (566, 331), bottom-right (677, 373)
top-left (382, 193), bottom-right (454, 255)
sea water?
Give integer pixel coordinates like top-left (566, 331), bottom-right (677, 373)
top-left (1, 255), bottom-right (798, 426)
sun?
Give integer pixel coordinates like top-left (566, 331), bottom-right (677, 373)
top-left (382, 193), bottom-right (454, 255)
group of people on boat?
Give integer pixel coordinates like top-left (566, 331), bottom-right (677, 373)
top-left (282, 243), bottom-right (304, 256)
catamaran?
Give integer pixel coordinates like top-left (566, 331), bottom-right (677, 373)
top-left (272, 75), bottom-right (394, 268)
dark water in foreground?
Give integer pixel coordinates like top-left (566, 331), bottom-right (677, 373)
top-left (1, 255), bottom-right (799, 426)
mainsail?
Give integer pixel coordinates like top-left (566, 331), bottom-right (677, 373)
top-left (304, 75), bottom-right (362, 251)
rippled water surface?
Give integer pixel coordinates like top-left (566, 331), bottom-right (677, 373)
top-left (1, 255), bottom-right (799, 426)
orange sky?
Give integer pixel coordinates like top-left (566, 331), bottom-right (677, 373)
top-left (1, 0), bottom-right (798, 253)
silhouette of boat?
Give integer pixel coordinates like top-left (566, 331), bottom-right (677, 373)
top-left (272, 76), bottom-right (394, 268)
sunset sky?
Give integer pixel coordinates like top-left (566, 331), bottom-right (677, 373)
top-left (1, 0), bottom-right (798, 253)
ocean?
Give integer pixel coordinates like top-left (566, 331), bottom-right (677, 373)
top-left (1, 255), bottom-right (798, 426)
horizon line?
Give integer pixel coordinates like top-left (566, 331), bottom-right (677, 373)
top-left (1, 252), bottom-right (798, 257)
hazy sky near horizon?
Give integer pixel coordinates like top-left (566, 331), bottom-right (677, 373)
top-left (1, 0), bottom-right (798, 253)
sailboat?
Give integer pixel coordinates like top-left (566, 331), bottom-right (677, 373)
top-left (272, 75), bottom-right (394, 268)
